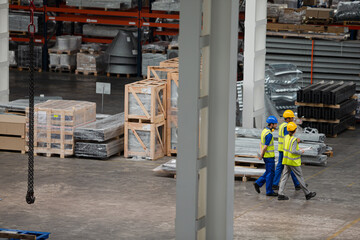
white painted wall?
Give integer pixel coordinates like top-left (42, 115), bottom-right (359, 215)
top-left (0, 0), bottom-right (9, 102)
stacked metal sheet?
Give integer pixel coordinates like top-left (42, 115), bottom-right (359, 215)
top-left (66, 0), bottom-right (137, 10)
top-left (18, 45), bottom-right (42, 69)
top-left (265, 63), bottom-right (302, 116)
top-left (297, 82), bottom-right (357, 136)
top-left (74, 113), bottom-right (125, 159)
top-left (151, 0), bottom-right (180, 11)
top-left (105, 30), bottom-right (138, 75)
top-left (266, 37), bottom-right (360, 91)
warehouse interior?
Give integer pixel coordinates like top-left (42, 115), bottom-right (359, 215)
top-left (0, 0), bottom-right (360, 239)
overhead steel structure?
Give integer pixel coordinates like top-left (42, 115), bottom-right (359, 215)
top-left (0, 0), bottom-right (9, 103)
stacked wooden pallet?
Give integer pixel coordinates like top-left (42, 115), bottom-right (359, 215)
top-left (25, 100), bottom-right (96, 158)
top-left (0, 114), bottom-right (26, 154)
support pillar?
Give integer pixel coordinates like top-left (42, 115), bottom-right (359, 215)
top-left (243, 0), bottom-right (267, 128)
top-left (0, 0), bottom-right (9, 102)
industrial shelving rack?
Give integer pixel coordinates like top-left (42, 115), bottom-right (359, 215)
top-left (8, 0), bottom-right (180, 75)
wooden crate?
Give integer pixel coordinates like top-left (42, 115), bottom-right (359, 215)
top-left (159, 57), bottom-right (179, 68)
top-left (0, 114), bottom-right (26, 153)
top-left (26, 100), bottom-right (96, 158)
top-left (125, 79), bottom-right (167, 123)
top-left (124, 121), bottom-right (166, 160)
top-left (147, 66), bottom-right (177, 81)
top-left (166, 109), bottom-right (178, 156)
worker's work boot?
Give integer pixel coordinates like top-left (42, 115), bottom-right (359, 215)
top-left (295, 185), bottom-right (301, 191)
top-left (278, 195), bottom-right (289, 201)
top-left (272, 185), bottom-right (279, 190)
top-left (266, 192), bottom-right (278, 197)
top-left (306, 192), bottom-right (316, 200)
top-left (253, 183), bottom-right (260, 194)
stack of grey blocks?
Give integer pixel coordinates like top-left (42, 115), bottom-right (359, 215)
top-left (74, 113), bottom-right (125, 159)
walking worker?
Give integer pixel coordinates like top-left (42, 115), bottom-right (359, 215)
top-left (253, 116), bottom-right (278, 197)
top-left (278, 122), bottom-right (316, 201)
top-left (272, 110), bottom-right (301, 191)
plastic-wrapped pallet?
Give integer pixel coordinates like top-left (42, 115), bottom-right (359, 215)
top-left (74, 113), bottom-right (125, 142)
top-left (52, 35), bottom-right (82, 51)
top-left (278, 8), bottom-right (306, 24)
top-left (142, 41), bottom-right (170, 52)
top-left (151, 0), bottom-right (180, 11)
top-left (18, 45), bottom-right (42, 69)
top-left (76, 52), bottom-right (106, 72)
top-left (334, 1), bottom-right (360, 21)
top-left (8, 51), bottom-right (17, 67)
top-left (267, 3), bottom-right (288, 18)
top-left (75, 138), bottom-right (124, 159)
top-left (26, 100), bottom-right (96, 158)
top-left (9, 13), bottom-right (40, 33)
top-left (142, 53), bottom-right (167, 76)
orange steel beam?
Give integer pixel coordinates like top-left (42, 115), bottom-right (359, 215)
top-left (153, 30), bottom-right (179, 36)
top-left (9, 36), bottom-right (45, 44)
top-left (46, 15), bottom-right (139, 27)
top-left (141, 12), bottom-right (179, 20)
top-left (82, 37), bottom-right (114, 44)
top-left (9, 4), bottom-right (44, 11)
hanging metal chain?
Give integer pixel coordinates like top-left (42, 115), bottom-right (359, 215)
top-left (26, 0), bottom-right (36, 205)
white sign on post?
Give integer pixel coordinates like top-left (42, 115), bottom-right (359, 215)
top-left (96, 82), bottom-right (111, 113)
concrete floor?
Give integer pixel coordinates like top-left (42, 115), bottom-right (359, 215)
top-left (1, 71), bottom-right (359, 239)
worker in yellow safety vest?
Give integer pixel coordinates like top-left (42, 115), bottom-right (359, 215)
top-left (278, 122), bottom-right (316, 201)
top-left (272, 110), bottom-right (301, 191)
top-left (253, 116), bottom-right (278, 197)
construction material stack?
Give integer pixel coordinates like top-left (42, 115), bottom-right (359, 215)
top-left (296, 82), bottom-right (357, 137)
top-left (48, 36), bottom-right (82, 73)
top-left (124, 79), bottom-right (167, 160)
top-left (0, 114), bottom-right (26, 154)
top-left (26, 100), bottom-right (96, 158)
top-left (74, 113), bottom-right (125, 159)
top-left (76, 44), bottom-right (106, 76)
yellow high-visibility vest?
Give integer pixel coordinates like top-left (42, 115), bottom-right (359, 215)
top-left (278, 122), bottom-right (288, 152)
top-left (283, 135), bottom-right (301, 166)
top-left (261, 128), bottom-right (275, 158)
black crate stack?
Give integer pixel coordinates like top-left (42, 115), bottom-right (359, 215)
top-left (296, 82), bottom-right (357, 137)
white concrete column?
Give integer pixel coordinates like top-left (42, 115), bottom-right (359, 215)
top-left (0, 0), bottom-right (9, 102)
top-left (243, 0), bottom-right (267, 128)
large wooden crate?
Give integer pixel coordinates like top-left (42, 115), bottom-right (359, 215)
top-left (0, 114), bottom-right (26, 153)
top-left (147, 66), bottom-right (177, 81)
top-left (159, 57), bottom-right (179, 68)
top-left (124, 121), bottom-right (166, 160)
top-left (26, 100), bottom-right (96, 158)
top-left (125, 79), bottom-right (167, 123)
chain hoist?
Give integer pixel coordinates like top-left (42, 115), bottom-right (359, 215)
top-left (26, 0), bottom-right (36, 205)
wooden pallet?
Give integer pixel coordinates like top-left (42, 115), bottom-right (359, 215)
top-left (9, 31), bottom-right (27, 36)
top-left (267, 17), bottom-right (278, 23)
top-left (267, 23), bottom-right (347, 35)
top-left (235, 175), bottom-right (260, 182)
top-left (125, 79), bottom-right (167, 124)
top-left (142, 49), bottom-right (167, 54)
top-left (48, 48), bottom-right (78, 55)
top-left (25, 100), bottom-right (96, 158)
top-left (18, 67), bottom-right (42, 73)
top-left (295, 101), bottom-right (341, 109)
top-left (323, 150), bottom-right (334, 157)
top-left (304, 18), bottom-right (332, 25)
top-left (124, 121), bottom-right (166, 160)
top-left (267, 30), bottom-right (349, 40)
top-left (301, 118), bottom-right (341, 124)
top-left (168, 44), bottom-right (179, 50)
top-left (106, 72), bottom-right (136, 78)
top-left (75, 69), bottom-right (102, 76)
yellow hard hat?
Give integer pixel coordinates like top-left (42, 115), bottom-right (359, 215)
top-left (287, 122), bottom-right (297, 132)
top-left (283, 110), bottom-right (295, 119)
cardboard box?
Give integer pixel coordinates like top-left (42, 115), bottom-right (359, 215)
top-left (306, 8), bottom-right (334, 20)
top-left (0, 114), bottom-right (26, 137)
top-left (0, 136), bottom-right (26, 152)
